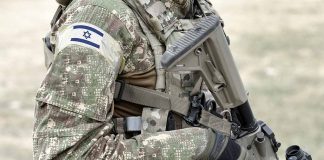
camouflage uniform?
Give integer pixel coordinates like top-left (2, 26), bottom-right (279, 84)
top-left (33, 0), bottom-right (231, 159)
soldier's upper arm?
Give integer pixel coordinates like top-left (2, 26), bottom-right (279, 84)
top-left (36, 2), bottom-right (135, 122)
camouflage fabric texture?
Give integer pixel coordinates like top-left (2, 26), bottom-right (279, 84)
top-left (34, 0), bottom-right (221, 159)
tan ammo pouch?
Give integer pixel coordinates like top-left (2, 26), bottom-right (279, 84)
top-left (141, 108), bottom-right (170, 133)
top-left (124, 0), bottom-right (181, 42)
top-left (123, 0), bottom-right (216, 43)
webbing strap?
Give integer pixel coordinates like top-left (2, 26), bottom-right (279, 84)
top-left (114, 81), bottom-right (171, 110)
top-left (114, 118), bottom-right (125, 134)
top-left (51, 5), bottom-right (64, 28)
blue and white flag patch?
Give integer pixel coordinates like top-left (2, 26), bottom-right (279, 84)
top-left (70, 24), bottom-right (103, 49)
top-left (57, 23), bottom-right (106, 51)
top-left (56, 23), bottom-right (123, 74)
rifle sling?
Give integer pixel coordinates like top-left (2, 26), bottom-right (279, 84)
top-left (114, 81), bottom-right (172, 111)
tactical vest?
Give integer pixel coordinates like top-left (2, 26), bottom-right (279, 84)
top-left (45, 0), bottom-right (232, 136)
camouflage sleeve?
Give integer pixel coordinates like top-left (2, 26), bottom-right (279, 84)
top-left (108, 128), bottom-right (216, 159)
top-left (34, 103), bottom-right (215, 159)
top-left (33, 1), bottom-right (217, 159)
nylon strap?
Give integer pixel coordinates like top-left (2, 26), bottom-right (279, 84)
top-left (114, 118), bottom-right (125, 134)
top-left (114, 81), bottom-right (172, 110)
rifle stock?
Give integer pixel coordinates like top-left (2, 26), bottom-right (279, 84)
top-left (161, 15), bottom-right (281, 160)
top-left (161, 16), bottom-right (247, 109)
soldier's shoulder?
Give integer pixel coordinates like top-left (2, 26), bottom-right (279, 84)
top-left (65, 0), bottom-right (138, 51)
top-left (69, 0), bottom-right (136, 22)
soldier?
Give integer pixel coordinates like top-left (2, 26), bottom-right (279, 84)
top-left (33, 0), bottom-right (242, 159)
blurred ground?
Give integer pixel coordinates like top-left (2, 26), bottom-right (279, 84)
top-left (0, 0), bottom-right (323, 159)
top-left (0, 0), bottom-right (56, 159)
top-left (213, 0), bottom-right (324, 159)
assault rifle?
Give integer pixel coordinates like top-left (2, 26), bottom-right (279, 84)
top-left (161, 15), bottom-right (311, 160)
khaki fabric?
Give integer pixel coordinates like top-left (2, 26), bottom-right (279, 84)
top-left (120, 66), bottom-right (157, 89)
top-left (114, 101), bottom-right (144, 118)
top-left (114, 66), bottom-right (156, 117)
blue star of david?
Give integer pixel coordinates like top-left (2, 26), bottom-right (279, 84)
top-left (83, 31), bottom-right (91, 39)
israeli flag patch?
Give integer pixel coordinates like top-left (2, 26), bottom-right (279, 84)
top-left (56, 23), bottom-right (107, 51)
top-left (56, 23), bottom-right (122, 73)
top-left (70, 24), bottom-right (103, 49)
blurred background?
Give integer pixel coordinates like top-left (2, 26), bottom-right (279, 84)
top-left (0, 0), bottom-right (323, 159)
